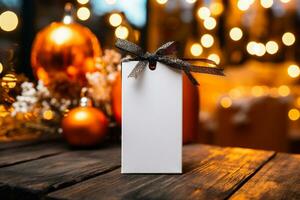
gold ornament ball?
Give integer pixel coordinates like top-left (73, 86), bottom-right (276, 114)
top-left (31, 22), bottom-right (101, 85)
top-left (62, 106), bottom-right (108, 147)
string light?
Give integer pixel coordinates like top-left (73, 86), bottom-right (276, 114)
top-left (203, 17), bottom-right (216, 30)
top-left (201, 34), bottom-right (214, 48)
top-left (260, 0), bottom-right (273, 9)
top-left (115, 25), bottom-right (129, 39)
top-left (77, 0), bottom-right (89, 5)
top-left (220, 96), bottom-right (232, 108)
top-left (197, 7), bottom-right (211, 20)
top-left (156, 0), bottom-right (168, 5)
top-left (280, 0), bottom-right (290, 3)
top-left (265, 41), bottom-right (279, 54)
top-left (190, 43), bottom-right (203, 56)
top-left (0, 62), bottom-right (3, 74)
top-left (63, 15), bottom-right (72, 24)
top-left (278, 85), bottom-right (290, 97)
top-left (208, 53), bottom-right (220, 65)
top-left (0, 11), bottom-right (18, 32)
top-left (229, 27), bottom-right (243, 41)
top-left (109, 13), bottom-right (122, 27)
top-left (210, 2), bottom-right (224, 16)
top-left (288, 108), bottom-right (300, 121)
top-left (246, 42), bottom-right (266, 56)
top-left (282, 32), bottom-right (295, 46)
top-left (77, 7), bottom-right (90, 21)
top-left (287, 64), bottom-right (300, 78)
top-left (247, 41), bottom-right (256, 55)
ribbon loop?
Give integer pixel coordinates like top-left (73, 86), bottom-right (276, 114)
top-left (115, 39), bottom-right (224, 85)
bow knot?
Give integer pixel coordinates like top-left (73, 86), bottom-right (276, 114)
top-left (115, 39), bottom-right (224, 85)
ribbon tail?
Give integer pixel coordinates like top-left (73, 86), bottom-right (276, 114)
top-left (155, 41), bottom-right (177, 56)
top-left (115, 38), bottom-right (145, 57)
top-left (184, 70), bottom-right (199, 86)
top-left (189, 65), bottom-right (225, 76)
top-left (128, 61), bottom-right (148, 78)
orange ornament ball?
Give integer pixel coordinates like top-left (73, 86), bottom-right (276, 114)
top-left (111, 72), bottom-right (122, 125)
top-left (62, 106), bottom-right (108, 147)
top-left (31, 22), bottom-right (101, 85)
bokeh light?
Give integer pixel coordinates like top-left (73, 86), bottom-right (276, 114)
top-left (43, 110), bottom-right (54, 120)
top-left (197, 7), bottom-right (211, 20)
top-left (278, 85), bottom-right (290, 96)
top-left (287, 64), bottom-right (300, 78)
top-left (1, 74), bottom-right (17, 88)
top-left (109, 13), bottom-right (122, 27)
top-left (115, 25), bottom-right (129, 39)
top-left (0, 62), bottom-right (3, 74)
top-left (0, 11), bottom-right (18, 32)
top-left (266, 41), bottom-right (279, 54)
top-left (156, 0), bottom-right (168, 5)
top-left (229, 27), bottom-right (243, 41)
top-left (210, 2), bottom-right (224, 16)
top-left (190, 43), bottom-right (203, 56)
top-left (282, 32), bottom-right (295, 46)
top-left (208, 53), bottom-right (220, 65)
top-left (251, 86), bottom-right (264, 97)
top-left (260, 0), bottom-right (273, 9)
top-left (237, 0), bottom-right (251, 11)
top-left (288, 108), bottom-right (300, 121)
top-left (220, 97), bottom-right (232, 108)
top-left (204, 17), bottom-right (216, 30)
top-left (280, 0), bottom-right (290, 3)
top-left (201, 34), bottom-right (214, 48)
top-left (77, 0), bottom-right (89, 4)
top-left (77, 7), bottom-right (91, 21)
top-left (185, 0), bottom-right (196, 4)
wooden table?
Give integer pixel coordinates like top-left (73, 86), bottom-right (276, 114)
top-left (0, 139), bottom-right (299, 200)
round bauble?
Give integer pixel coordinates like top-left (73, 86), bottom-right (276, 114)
top-left (62, 106), bottom-right (108, 147)
top-left (31, 22), bottom-right (101, 85)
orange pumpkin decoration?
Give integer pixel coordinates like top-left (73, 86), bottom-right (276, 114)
top-left (111, 72), bottom-right (199, 144)
top-left (31, 22), bottom-right (101, 85)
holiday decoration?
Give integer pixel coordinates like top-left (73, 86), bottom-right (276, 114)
top-left (62, 92), bottom-right (108, 147)
top-left (31, 21), bottom-right (101, 86)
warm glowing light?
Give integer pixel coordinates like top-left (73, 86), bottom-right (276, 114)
top-left (229, 27), bottom-right (243, 41)
top-left (220, 97), bottom-right (232, 108)
top-left (203, 17), bottom-right (216, 30)
top-left (237, 0), bottom-right (251, 11)
top-left (247, 42), bottom-right (266, 56)
top-left (186, 0), bottom-right (196, 3)
top-left (109, 13), bottom-right (122, 27)
top-left (77, 7), bottom-right (90, 21)
top-left (266, 41), bottom-right (279, 54)
top-left (1, 74), bottom-right (17, 88)
top-left (77, 0), bottom-right (89, 4)
top-left (156, 0), bottom-right (168, 5)
top-left (251, 86), bottom-right (264, 97)
top-left (287, 64), bottom-right (300, 78)
top-left (190, 43), bottom-right (203, 56)
top-left (0, 11), bottom-right (18, 32)
top-left (74, 110), bottom-right (88, 120)
top-left (208, 53), bottom-right (220, 65)
top-left (282, 32), bottom-right (295, 46)
top-left (43, 110), bottom-right (54, 120)
top-left (278, 85), bottom-right (290, 97)
top-left (210, 2), bottom-right (224, 16)
top-left (260, 0), bottom-right (273, 8)
top-left (115, 25), bottom-right (129, 39)
top-left (247, 41), bottom-right (256, 55)
top-left (197, 7), bottom-right (211, 20)
top-left (201, 34), bottom-right (214, 48)
top-left (50, 26), bottom-right (73, 45)
top-left (0, 62), bottom-right (3, 74)
top-left (63, 15), bottom-right (72, 24)
top-left (297, 97), bottom-right (300, 107)
top-left (288, 108), bottom-right (300, 121)
top-left (280, 0), bottom-right (290, 3)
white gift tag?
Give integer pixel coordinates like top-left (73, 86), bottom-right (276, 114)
top-left (121, 61), bottom-right (182, 174)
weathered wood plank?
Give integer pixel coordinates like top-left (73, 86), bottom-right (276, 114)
top-left (0, 146), bottom-right (120, 200)
top-left (47, 145), bottom-right (274, 200)
top-left (229, 153), bottom-right (300, 200)
top-left (0, 142), bottom-right (68, 167)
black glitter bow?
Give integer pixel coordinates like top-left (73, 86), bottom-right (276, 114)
top-left (115, 39), bottom-right (224, 85)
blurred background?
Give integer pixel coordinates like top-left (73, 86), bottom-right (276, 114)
top-left (1, 0), bottom-right (300, 152)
